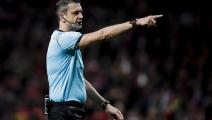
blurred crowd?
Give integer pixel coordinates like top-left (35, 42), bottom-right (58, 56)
top-left (0, 0), bottom-right (211, 120)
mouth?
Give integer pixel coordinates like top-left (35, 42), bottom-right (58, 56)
top-left (77, 21), bottom-right (82, 26)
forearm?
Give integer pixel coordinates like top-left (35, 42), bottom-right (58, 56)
top-left (85, 80), bottom-right (106, 106)
top-left (95, 21), bottom-right (132, 41)
top-left (79, 21), bottom-right (132, 48)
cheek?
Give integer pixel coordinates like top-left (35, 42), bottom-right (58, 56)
top-left (66, 16), bottom-right (74, 21)
top-left (70, 16), bottom-right (78, 21)
top-left (66, 13), bottom-right (74, 20)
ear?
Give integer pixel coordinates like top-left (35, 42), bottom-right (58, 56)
top-left (58, 13), bottom-right (65, 22)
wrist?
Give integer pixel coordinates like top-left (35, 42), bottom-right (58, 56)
top-left (101, 100), bottom-right (110, 110)
top-left (129, 18), bottom-right (137, 28)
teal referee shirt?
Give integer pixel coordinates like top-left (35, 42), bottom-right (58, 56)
top-left (46, 30), bottom-right (86, 103)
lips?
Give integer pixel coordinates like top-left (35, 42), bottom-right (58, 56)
top-left (77, 21), bottom-right (82, 25)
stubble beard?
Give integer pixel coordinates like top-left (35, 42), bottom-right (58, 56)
top-left (70, 23), bottom-right (82, 31)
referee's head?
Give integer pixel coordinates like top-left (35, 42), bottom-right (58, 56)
top-left (56, 0), bottom-right (83, 31)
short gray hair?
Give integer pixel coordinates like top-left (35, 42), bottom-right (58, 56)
top-left (56, 0), bottom-right (80, 14)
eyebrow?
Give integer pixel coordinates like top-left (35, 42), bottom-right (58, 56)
top-left (72, 9), bottom-right (83, 14)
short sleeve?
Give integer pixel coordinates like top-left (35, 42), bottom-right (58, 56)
top-left (57, 31), bottom-right (82, 50)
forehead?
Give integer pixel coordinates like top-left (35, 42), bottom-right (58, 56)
top-left (67, 3), bottom-right (82, 12)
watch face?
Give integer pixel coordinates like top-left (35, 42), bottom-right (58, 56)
top-left (101, 101), bottom-right (110, 110)
top-left (130, 18), bottom-right (137, 26)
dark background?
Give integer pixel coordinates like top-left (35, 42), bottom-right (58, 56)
top-left (0, 0), bottom-right (211, 119)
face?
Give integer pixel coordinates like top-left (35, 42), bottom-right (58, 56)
top-left (62, 3), bottom-right (83, 31)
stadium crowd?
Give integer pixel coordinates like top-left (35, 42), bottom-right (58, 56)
top-left (0, 0), bottom-right (211, 119)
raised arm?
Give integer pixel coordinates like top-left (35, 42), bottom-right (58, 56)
top-left (78, 15), bottom-right (163, 49)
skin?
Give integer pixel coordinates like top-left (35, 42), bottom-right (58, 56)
top-left (57, 2), bottom-right (162, 120)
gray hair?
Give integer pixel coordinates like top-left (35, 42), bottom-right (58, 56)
top-left (56, 0), bottom-right (81, 14)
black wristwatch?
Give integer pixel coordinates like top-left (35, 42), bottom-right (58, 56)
top-left (101, 100), bottom-right (110, 110)
top-left (129, 18), bottom-right (137, 28)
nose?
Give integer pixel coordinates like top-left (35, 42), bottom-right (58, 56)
top-left (79, 12), bottom-right (83, 19)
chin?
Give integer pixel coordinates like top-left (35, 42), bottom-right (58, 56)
top-left (70, 24), bottom-right (82, 31)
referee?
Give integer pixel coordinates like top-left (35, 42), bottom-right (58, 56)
top-left (46, 0), bottom-right (162, 119)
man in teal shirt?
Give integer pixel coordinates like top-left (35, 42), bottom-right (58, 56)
top-left (46, 0), bottom-right (162, 119)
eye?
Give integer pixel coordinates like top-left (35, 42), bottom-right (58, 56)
top-left (73, 11), bottom-right (79, 15)
top-left (72, 11), bottom-right (83, 15)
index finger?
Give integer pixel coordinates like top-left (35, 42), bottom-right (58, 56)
top-left (152, 14), bottom-right (163, 19)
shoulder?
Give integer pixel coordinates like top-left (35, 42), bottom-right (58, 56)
top-left (58, 31), bottom-right (82, 40)
top-left (63, 31), bottom-right (82, 36)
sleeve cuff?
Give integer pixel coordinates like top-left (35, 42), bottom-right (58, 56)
top-left (75, 34), bottom-right (83, 50)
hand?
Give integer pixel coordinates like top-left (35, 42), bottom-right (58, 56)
top-left (137, 14), bottom-right (163, 27)
top-left (105, 104), bottom-right (124, 120)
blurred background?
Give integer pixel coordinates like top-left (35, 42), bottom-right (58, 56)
top-left (0, 0), bottom-right (211, 119)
